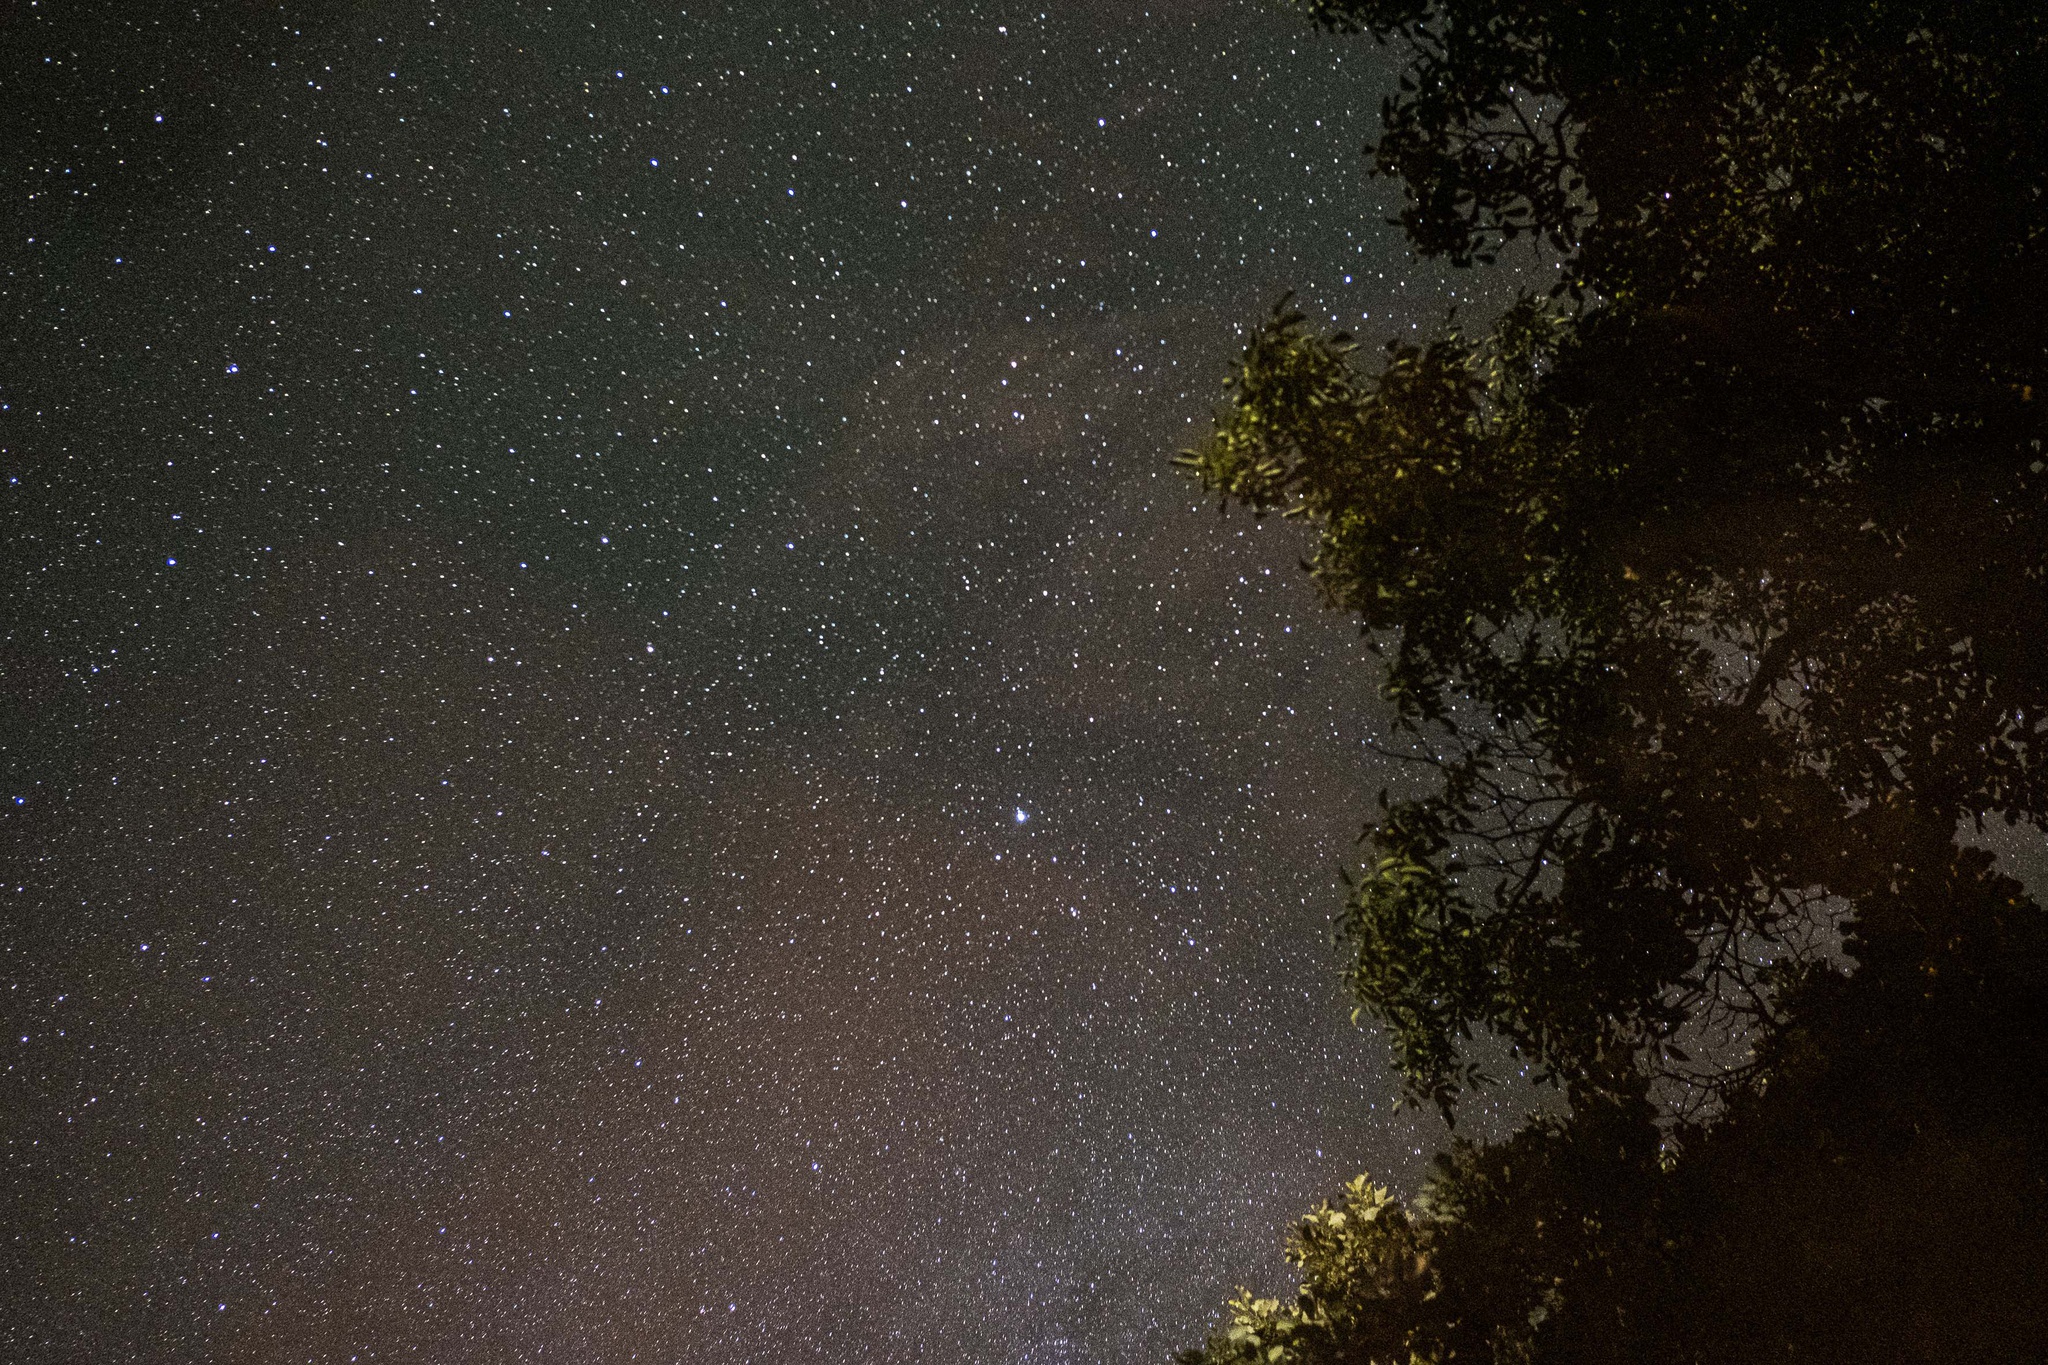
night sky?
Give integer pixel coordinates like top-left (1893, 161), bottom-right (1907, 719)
top-left (3, 3), bottom-right (1539, 1361)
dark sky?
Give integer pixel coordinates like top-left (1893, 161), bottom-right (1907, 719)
top-left (2, 3), bottom-right (1538, 1361)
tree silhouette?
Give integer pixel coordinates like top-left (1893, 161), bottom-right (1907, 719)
top-left (1176, 1), bottom-right (2048, 1358)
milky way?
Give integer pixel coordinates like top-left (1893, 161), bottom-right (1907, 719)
top-left (2, 4), bottom-right (1540, 1360)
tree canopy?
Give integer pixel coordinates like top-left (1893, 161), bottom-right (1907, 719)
top-left (1174, 1), bottom-right (2048, 1358)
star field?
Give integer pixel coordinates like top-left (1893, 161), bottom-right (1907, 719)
top-left (2, 3), bottom-right (1536, 1361)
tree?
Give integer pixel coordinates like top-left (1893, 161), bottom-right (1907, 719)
top-left (1175, 0), bottom-right (2048, 1358)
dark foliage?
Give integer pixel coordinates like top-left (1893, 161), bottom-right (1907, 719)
top-left (1175, 1), bottom-right (2048, 1359)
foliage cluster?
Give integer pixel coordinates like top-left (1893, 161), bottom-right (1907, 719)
top-left (1175, 0), bottom-right (2048, 1358)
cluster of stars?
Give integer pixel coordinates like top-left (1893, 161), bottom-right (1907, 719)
top-left (2, 2), bottom-right (1551, 1363)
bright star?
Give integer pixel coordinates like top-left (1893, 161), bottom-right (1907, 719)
top-left (1014, 808), bottom-right (1029, 824)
